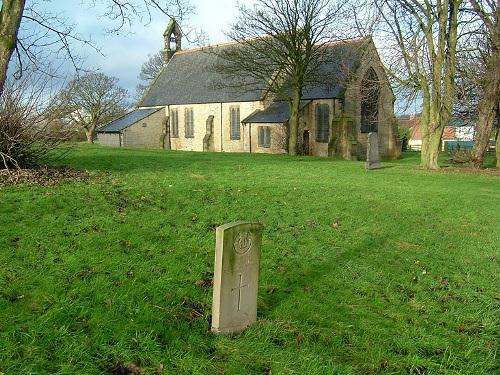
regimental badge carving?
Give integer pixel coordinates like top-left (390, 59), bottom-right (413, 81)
top-left (233, 232), bottom-right (252, 255)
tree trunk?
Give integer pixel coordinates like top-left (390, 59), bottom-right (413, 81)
top-left (472, 96), bottom-right (499, 166)
top-left (420, 91), bottom-right (444, 170)
top-left (471, 51), bottom-right (500, 167)
top-left (496, 127), bottom-right (500, 168)
top-left (288, 89), bottom-right (301, 155)
top-left (421, 126), bottom-right (443, 169)
top-left (85, 125), bottom-right (95, 144)
top-left (0, 0), bottom-right (25, 96)
top-left (419, 0), bottom-right (460, 170)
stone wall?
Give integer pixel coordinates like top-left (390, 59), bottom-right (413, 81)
top-left (97, 132), bottom-right (121, 147)
top-left (122, 109), bottom-right (166, 149)
top-left (248, 123), bottom-right (287, 154)
top-left (342, 41), bottom-right (400, 160)
top-left (297, 99), bottom-right (345, 157)
top-left (168, 101), bottom-right (264, 152)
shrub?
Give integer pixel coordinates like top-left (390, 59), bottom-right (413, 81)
top-left (0, 74), bottom-right (73, 170)
top-left (450, 145), bottom-right (473, 165)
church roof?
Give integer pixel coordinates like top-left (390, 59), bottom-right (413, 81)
top-left (242, 101), bottom-right (311, 124)
top-left (139, 38), bottom-right (367, 107)
top-left (97, 108), bottom-right (163, 133)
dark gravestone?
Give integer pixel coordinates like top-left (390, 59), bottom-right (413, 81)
top-left (366, 132), bottom-right (382, 170)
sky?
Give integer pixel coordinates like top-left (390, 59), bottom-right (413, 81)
top-left (11, 0), bottom-right (415, 113)
top-left (15, 0), bottom-right (243, 98)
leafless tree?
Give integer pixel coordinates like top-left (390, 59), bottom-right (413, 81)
top-left (0, 0), bottom-right (195, 97)
top-left (135, 50), bottom-right (164, 102)
top-left (364, 0), bottom-right (463, 170)
top-left (465, 0), bottom-right (499, 167)
top-left (0, 70), bottom-right (73, 170)
top-left (214, 0), bottom-right (346, 155)
top-left (55, 72), bottom-right (128, 143)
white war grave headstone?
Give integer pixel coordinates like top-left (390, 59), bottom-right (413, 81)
top-left (211, 221), bottom-right (263, 335)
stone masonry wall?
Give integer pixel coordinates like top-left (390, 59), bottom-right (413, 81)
top-left (248, 123), bottom-right (287, 154)
top-left (168, 101), bottom-right (264, 152)
top-left (122, 109), bottom-right (166, 149)
top-left (296, 99), bottom-right (344, 157)
top-left (342, 41), bottom-right (400, 160)
top-left (97, 132), bottom-right (121, 147)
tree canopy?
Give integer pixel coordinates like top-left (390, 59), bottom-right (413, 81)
top-left (55, 72), bottom-right (128, 143)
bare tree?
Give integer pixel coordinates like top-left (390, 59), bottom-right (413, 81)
top-left (214, 0), bottom-right (345, 155)
top-left (0, 0), bottom-right (195, 96)
top-left (367, 0), bottom-right (463, 170)
top-left (467, 0), bottom-right (500, 167)
top-left (135, 51), bottom-right (164, 102)
top-left (55, 72), bottom-right (128, 144)
top-left (0, 70), bottom-right (73, 170)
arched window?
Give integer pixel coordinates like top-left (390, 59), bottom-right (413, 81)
top-left (361, 67), bottom-right (380, 133)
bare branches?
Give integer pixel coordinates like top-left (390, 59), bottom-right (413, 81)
top-left (135, 51), bottom-right (164, 101)
top-left (216, 0), bottom-right (348, 99)
top-left (54, 72), bottom-right (129, 143)
top-left (0, 0), bottom-right (196, 96)
top-left (213, 0), bottom-right (349, 155)
top-left (18, 4), bottom-right (101, 79)
top-left (0, 69), bottom-right (75, 170)
top-left (360, 0), bottom-right (464, 168)
top-left (464, 0), bottom-right (500, 165)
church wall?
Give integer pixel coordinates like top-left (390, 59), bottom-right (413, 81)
top-left (97, 133), bottom-right (121, 147)
top-left (222, 102), bottom-right (264, 152)
top-left (169, 103), bottom-right (221, 151)
top-left (297, 99), bottom-right (343, 157)
top-left (343, 42), bottom-right (399, 160)
top-left (248, 123), bottom-right (287, 154)
top-left (169, 101), bottom-right (264, 152)
top-left (122, 109), bottom-right (165, 149)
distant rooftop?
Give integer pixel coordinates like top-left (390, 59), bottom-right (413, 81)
top-left (97, 108), bottom-right (163, 133)
top-left (242, 101), bottom-right (311, 124)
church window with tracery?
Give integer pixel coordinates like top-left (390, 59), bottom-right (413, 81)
top-left (185, 108), bottom-right (194, 138)
top-left (170, 109), bottom-right (179, 137)
top-left (230, 107), bottom-right (241, 140)
top-left (316, 104), bottom-right (330, 143)
top-left (361, 68), bottom-right (380, 133)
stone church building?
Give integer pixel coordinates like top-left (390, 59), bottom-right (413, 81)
top-left (97, 20), bottom-right (400, 160)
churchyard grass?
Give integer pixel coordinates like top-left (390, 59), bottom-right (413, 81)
top-left (0, 145), bottom-right (498, 374)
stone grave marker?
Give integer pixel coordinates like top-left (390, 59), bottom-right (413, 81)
top-left (366, 132), bottom-right (382, 170)
top-left (211, 221), bottom-right (263, 335)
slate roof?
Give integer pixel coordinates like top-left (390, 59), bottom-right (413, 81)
top-left (139, 47), bottom-right (264, 106)
top-left (97, 108), bottom-right (163, 133)
top-left (140, 38), bottom-right (367, 107)
top-left (242, 101), bottom-right (311, 124)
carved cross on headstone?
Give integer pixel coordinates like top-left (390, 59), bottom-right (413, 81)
top-left (211, 222), bottom-right (263, 335)
top-left (232, 274), bottom-right (248, 311)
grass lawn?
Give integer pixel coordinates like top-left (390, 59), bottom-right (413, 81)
top-left (0, 145), bottom-right (499, 374)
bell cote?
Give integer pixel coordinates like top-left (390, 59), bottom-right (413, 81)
top-left (163, 18), bottom-right (182, 64)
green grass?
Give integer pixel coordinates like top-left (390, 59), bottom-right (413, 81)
top-left (0, 145), bottom-right (499, 374)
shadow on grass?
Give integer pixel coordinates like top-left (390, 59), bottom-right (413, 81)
top-left (258, 233), bottom-right (389, 321)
